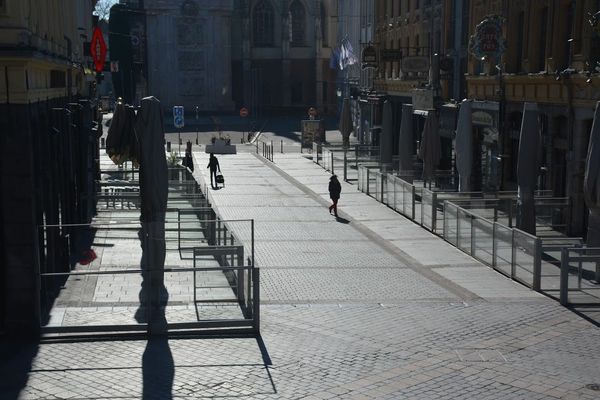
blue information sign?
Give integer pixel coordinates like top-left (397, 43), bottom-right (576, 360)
top-left (173, 106), bottom-right (185, 128)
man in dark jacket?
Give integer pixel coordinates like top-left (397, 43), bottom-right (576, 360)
top-left (328, 175), bottom-right (341, 217)
top-left (207, 153), bottom-right (220, 189)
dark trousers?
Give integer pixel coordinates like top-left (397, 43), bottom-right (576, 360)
top-left (329, 198), bottom-right (339, 216)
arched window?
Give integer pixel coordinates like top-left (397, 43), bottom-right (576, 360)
top-left (253, 0), bottom-right (274, 46)
top-left (320, 2), bottom-right (328, 47)
top-left (289, 0), bottom-right (306, 46)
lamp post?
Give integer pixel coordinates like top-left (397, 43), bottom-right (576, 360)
top-left (195, 105), bottom-right (199, 145)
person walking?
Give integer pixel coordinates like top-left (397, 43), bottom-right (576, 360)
top-left (328, 175), bottom-right (341, 217)
top-left (207, 153), bottom-right (220, 189)
top-left (182, 141), bottom-right (194, 172)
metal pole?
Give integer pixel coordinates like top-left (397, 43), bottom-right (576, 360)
top-left (560, 248), bottom-right (569, 305)
top-left (178, 129), bottom-right (181, 155)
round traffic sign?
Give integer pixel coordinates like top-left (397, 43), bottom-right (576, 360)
top-left (240, 107), bottom-right (249, 117)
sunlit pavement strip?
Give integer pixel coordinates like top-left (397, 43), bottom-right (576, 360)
top-left (2, 151), bottom-right (600, 399)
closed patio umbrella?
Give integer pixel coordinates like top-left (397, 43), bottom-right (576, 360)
top-left (455, 100), bottom-right (473, 192)
top-left (516, 102), bottom-right (541, 235)
top-left (381, 100), bottom-right (393, 165)
top-left (339, 97), bottom-right (353, 148)
top-left (584, 101), bottom-right (600, 247)
top-left (419, 110), bottom-right (442, 183)
top-left (398, 104), bottom-right (414, 171)
top-left (135, 96), bottom-right (168, 331)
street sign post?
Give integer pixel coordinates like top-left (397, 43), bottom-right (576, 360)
top-left (195, 106), bottom-right (199, 145)
top-left (361, 45), bottom-right (378, 70)
top-left (173, 106), bottom-right (184, 154)
top-left (240, 107), bottom-right (249, 142)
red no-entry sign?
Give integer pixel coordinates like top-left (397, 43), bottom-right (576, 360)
top-left (90, 26), bottom-right (107, 73)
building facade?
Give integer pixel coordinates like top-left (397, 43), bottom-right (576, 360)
top-left (232, 0), bottom-right (337, 116)
top-left (466, 0), bottom-right (600, 235)
top-left (372, 0), bottom-right (453, 168)
top-left (0, 0), bottom-right (99, 332)
top-left (143, 0), bottom-right (235, 112)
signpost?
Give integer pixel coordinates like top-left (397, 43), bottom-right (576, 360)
top-left (412, 89), bottom-right (434, 111)
top-left (173, 106), bottom-right (184, 154)
top-left (361, 45), bottom-right (378, 70)
top-left (90, 26), bottom-right (107, 73)
top-left (301, 120), bottom-right (325, 149)
top-left (402, 56), bottom-right (430, 73)
top-left (194, 106), bottom-right (200, 145)
top-left (240, 107), bottom-right (249, 142)
top-left (381, 49), bottom-right (403, 62)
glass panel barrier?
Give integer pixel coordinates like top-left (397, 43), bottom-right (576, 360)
top-left (512, 229), bottom-right (538, 288)
top-left (493, 223), bottom-right (513, 277)
top-left (457, 208), bottom-right (472, 254)
top-left (421, 189), bottom-right (434, 231)
top-left (560, 247), bottom-right (600, 305)
top-left (443, 201), bottom-right (458, 246)
top-left (472, 216), bottom-right (494, 266)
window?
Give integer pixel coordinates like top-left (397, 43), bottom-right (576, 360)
top-left (291, 80), bottom-right (303, 103)
top-left (538, 7), bottom-right (548, 71)
top-left (253, 0), bottom-right (274, 46)
top-left (290, 0), bottom-right (306, 46)
top-left (320, 2), bottom-right (328, 47)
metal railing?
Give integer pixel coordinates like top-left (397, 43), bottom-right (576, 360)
top-left (444, 201), bottom-right (543, 290)
top-left (36, 218), bottom-right (258, 335)
top-left (314, 144), bottom-right (382, 182)
top-left (560, 247), bottom-right (600, 306)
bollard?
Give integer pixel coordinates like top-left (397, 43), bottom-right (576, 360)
top-left (100, 137), bottom-right (105, 148)
top-left (281, 140), bottom-right (283, 153)
top-left (167, 141), bottom-right (171, 152)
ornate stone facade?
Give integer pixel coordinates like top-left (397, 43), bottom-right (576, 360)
top-left (467, 0), bottom-right (600, 235)
top-left (145, 0), bottom-right (234, 111)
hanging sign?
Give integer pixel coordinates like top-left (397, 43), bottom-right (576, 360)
top-left (468, 15), bottom-right (506, 59)
top-left (90, 26), bottom-right (107, 73)
top-left (361, 45), bottom-right (378, 70)
top-left (402, 56), bottom-right (429, 72)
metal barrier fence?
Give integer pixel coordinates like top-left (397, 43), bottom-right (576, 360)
top-left (314, 144), bottom-right (382, 182)
top-left (560, 247), bottom-right (600, 306)
top-left (443, 201), bottom-right (543, 290)
top-left (34, 161), bottom-right (260, 335)
top-left (36, 218), bottom-right (258, 335)
top-left (351, 162), bottom-right (597, 308)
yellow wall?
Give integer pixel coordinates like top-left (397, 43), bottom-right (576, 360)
top-left (0, 0), bottom-right (96, 104)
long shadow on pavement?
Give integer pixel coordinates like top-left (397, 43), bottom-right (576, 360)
top-left (0, 339), bottom-right (39, 400)
top-left (143, 334), bottom-right (174, 400)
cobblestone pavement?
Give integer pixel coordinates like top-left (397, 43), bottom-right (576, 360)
top-left (1, 149), bottom-right (600, 399)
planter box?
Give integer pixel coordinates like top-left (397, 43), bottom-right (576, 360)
top-left (206, 139), bottom-right (237, 154)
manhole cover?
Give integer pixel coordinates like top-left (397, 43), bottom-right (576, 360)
top-left (585, 384), bottom-right (600, 391)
